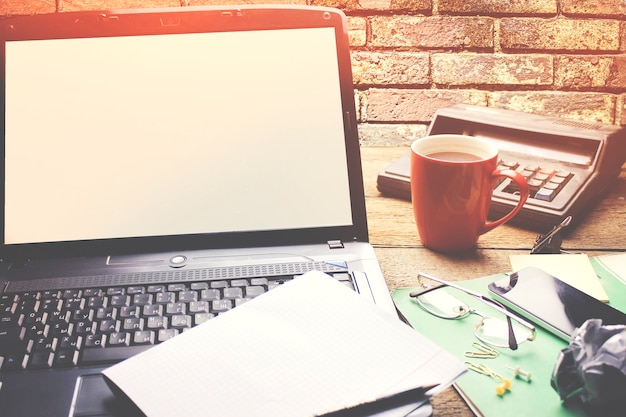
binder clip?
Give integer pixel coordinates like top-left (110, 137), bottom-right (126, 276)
top-left (530, 216), bottom-right (572, 254)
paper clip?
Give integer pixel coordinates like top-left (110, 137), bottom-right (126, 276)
top-left (464, 342), bottom-right (499, 359)
top-left (465, 362), bottom-right (512, 396)
top-left (465, 362), bottom-right (500, 378)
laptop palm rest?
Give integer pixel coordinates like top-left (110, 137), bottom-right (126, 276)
top-left (71, 374), bottom-right (143, 417)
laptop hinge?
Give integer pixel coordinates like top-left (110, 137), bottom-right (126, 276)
top-left (327, 240), bottom-right (344, 249)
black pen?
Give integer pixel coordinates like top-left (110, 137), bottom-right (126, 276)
top-left (318, 383), bottom-right (438, 417)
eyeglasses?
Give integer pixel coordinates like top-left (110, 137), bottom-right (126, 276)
top-left (409, 273), bottom-right (536, 350)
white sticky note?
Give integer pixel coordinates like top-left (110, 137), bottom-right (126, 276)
top-left (510, 254), bottom-right (609, 302)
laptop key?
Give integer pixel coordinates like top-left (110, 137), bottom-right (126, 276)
top-left (194, 313), bottom-right (214, 325)
top-left (27, 351), bottom-right (54, 369)
top-left (1, 353), bottom-right (27, 370)
top-left (245, 286), bottom-right (266, 298)
top-left (157, 329), bottom-right (178, 342)
top-left (170, 314), bottom-right (192, 329)
top-left (0, 326), bottom-right (27, 354)
top-left (54, 349), bottom-right (79, 367)
top-left (211, 299), bottom-right (232, 313)
top-left (108, 332), bottom-right (131, 347)
top-left (188, 300), bottom-right (208, 314)
top-left (133, 330), bottom-right (155, 345)
top-left (84, 334), bottom-right (105, 348)
top-left (80, 344), bottom-right (153, 365)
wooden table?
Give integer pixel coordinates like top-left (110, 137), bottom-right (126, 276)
top-left (360, 146), bottom-right (626, 416)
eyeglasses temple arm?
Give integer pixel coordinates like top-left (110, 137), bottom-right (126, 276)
top-left (505, 315), bottom-right (519, 350)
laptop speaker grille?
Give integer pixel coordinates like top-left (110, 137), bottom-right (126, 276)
top-left (6, 261), bottom-right (348, 292)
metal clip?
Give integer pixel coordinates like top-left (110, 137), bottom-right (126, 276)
top-left (465, 362), bottom-right (512, 396)
top-left (531, 216), bottom-right (572, 254)
top-left (464, 342), bottom-right (499, 359)
top-left (465, 362), bottom-right (501, 379)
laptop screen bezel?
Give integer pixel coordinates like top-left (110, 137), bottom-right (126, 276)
top-left (0, 6), bottom-right (369, 261)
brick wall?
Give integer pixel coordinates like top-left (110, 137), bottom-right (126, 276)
top-left (3, 0), bottom-right (626, 146)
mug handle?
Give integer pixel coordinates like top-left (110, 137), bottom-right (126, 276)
top-left (480, 169), bottom-right (530, 235)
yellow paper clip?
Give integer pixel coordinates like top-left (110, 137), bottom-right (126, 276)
top-left (464, 342), bottom-right (499, 359)
top-left (465, 362), bottom-right (499, 377)
top-left (465, 362), bottom-right (512, 396)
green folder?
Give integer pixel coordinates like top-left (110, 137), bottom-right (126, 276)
top-left (391, 257), bottom-right (626, 417)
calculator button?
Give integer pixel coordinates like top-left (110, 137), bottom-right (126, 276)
top-left (498, 160), bottom-right (519, 169)
top-left (538, 167), bottom-right (556, 176)
top-left (550, 176), bottom-right (566, 184)
top-left (535, 188), bottom-right (556, 201)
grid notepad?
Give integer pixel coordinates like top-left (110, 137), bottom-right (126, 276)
top-left (103, 271), bottom-right (466, 417)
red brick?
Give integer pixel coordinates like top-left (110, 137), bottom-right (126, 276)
top-left (488, 91), bottom-right (616, 124)
top-left (389, 0), bottom-right (431, 12)
top-left (556, 56), bottom-right (626, 90)
top-left (2, 0), bottom-right (55, 15)
top-left (439, 0), bottom-right (556, 15)
top-left (348, 16), bottom-right (367, 47)
top-left (58, 0), bottom-right (309, 13)
top-left (352, 52), bottom-right (430, 85)
top-left (500, 18), bottom-right (620, 51)
top-left (55, 0), bottom-right (178, 12)
top-left (619, 94), bottom-right (626, 125)
top-left (561, 0), bottom-right (626, 16)
top-left (432, 53), bottom-right (552, 86)
top-left (357, 123), bottom-right (427, 146)
top-left (364, 88), bottom-right (487, 122)
top-left (370, 16), bottom-right (493, 49)
top-left (310, 0), bottom-right (360, 10)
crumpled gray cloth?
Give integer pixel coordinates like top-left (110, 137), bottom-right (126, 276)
top-left (551, 319), bottom-right (626, 416)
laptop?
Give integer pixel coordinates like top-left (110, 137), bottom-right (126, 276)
top-left (0, 6), bottom-right (397, 416)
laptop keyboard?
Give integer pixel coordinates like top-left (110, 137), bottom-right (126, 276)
top-left (0, 268), bottom-right (354, 371)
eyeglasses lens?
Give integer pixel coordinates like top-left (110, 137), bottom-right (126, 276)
top-left (415, 286), bottom-right (534, 348)
top-left (415, 288), bottom-right (471, 319)
top-left (475, 317), bottom-right (533, 348)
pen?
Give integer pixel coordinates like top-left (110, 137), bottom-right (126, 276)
top-left (318, 383), bottom-right (438, 417)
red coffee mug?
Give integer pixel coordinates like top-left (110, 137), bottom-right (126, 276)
top-left (411, 134), bottom-right (529, 252)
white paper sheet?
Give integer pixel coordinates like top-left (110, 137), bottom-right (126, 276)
top-left (103, 271), bottom-right (466, 417)
top-left (595, 252), bottom-right (626, 285)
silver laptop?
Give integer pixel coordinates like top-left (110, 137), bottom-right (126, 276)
top-left (0, 6), bottom-right (396, 416)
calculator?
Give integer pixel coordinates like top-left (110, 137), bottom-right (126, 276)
top-left (376, 104), bottom-right (626, 231)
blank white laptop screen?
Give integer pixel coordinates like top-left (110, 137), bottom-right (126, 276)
top-left (4, 27), bottom-right (353, 245)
